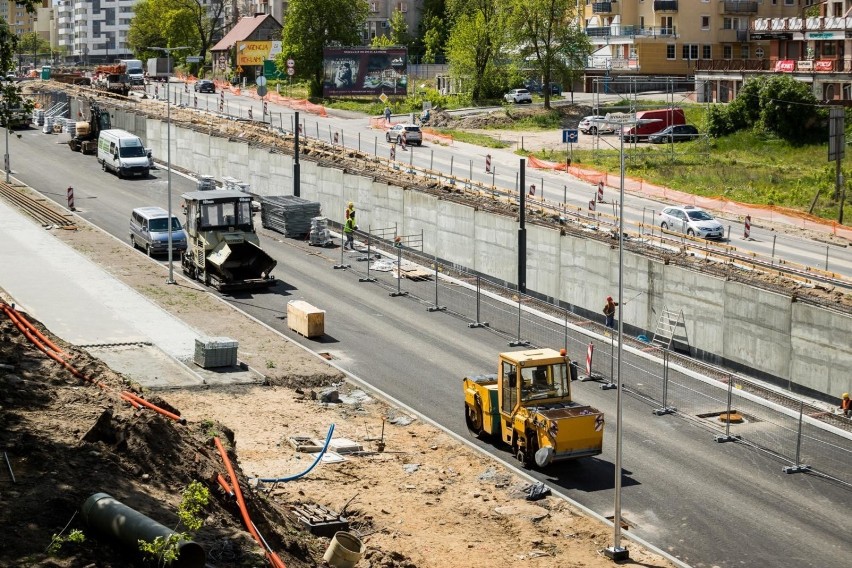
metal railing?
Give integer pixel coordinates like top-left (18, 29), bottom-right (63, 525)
top-left (327, 227), bottom-right (852, 486)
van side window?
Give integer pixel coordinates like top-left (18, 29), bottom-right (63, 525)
top-left (110, 142), bottom-right (116, 155)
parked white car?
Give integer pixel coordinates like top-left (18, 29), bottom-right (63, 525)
top-left (578, 115), bottom-right (616, 135)
top-left (504, 89), bottom-right (533, 104)
top-left (659, 205), bottom-right (724, 239)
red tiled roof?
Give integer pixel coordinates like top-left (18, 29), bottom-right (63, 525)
top-left (211, 14), bottom-right (280, 52)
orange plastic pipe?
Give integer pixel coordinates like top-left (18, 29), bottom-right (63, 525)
top-left (216, 473), bottom-right (234, 496)
top-left (121, 392), bottom-right (186, 424)
top-left (1, 303), bottom-right (64, 354)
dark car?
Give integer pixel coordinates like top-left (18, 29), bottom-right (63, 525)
top-left (648, 124), bottom-right (700, 144)
top-left (194, 79), bottom-right (215, 93)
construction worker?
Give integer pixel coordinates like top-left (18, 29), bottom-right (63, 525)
top-left (841, 393), bottom-right (851, 418)
top-left (345, 201), bottom-right (354, 221)
top-left (603, 296), bottom-right (619, 329)
top-left (343, 214), bottom-right (356, 250)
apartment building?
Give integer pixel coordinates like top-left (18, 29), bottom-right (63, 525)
top-left (53, 0), bottom-right (134, 64)
top-left (364, 0), bottom-right (424, 45)
top-left (0, 0), bottom-right (37, 37)
top-left (582, 0), bottom-right (803, 100)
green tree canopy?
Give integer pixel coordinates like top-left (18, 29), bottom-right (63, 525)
top-left (445, 0), bottom-right (509, 100)
top-left (278, 0), bottom-right (369, 96)
top-left (414, 0), bottom-right (449, 63)
top-left (388, 10), bottom-right (412, 48)
top-left (708, 75), bottom-right (822, 141)
top-left (128, 0), bottom-right (224, 66)
top-left (508, 0), bottom-right (589, 108)
top-left (17, 32), bottom-right (50, 58)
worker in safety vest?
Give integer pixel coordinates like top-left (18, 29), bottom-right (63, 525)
top-left (343, 214), bottom-right (356, 250)
top-left (841, 393), bottom-right (851, 418)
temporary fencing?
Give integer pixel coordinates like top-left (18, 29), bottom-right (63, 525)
top-left (329, 228), bottom-right (852, 485)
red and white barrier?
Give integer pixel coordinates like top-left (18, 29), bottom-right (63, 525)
top-left (248, 107), bottom-right (253, 121)
top-left (485, 154), bottom-right (491, 173)
top-left (588, 199), bottom-right (596, 211)
top-left (334, 132), bottom-right (339, 145)
top-left (529, 184), bottom-right (536, 196)
top-left (67, 186), bottom-right (75, 211)
top-left (597, 181), bottom-right (604, 202)
top-left (744, 215), bottom-right (751, 239)
top-left (390, 144), bottom-right (396, 161)
top-left (585, 342), bottom-right (594, 376)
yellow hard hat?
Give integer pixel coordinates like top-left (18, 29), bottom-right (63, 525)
top-left (348, 202), bottom-right (354, 208)
top-left (844, 393), bottom-right (850, 399)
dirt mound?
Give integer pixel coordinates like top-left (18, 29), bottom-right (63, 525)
top-left (429, 105), bottom-right (593, 130)
top-left (0, 315), bottom-right (401, 567)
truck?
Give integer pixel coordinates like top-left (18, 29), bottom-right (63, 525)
top-left (463, 348), bottom-right (604, 469)
top-left (93, 64), bottom-right (130, 97)
top-left (147, 58), bottom-right (172, 82)
top-left (180, 190), bottom-right (277, 291)
top-left (69, 102), bottom-right (111, 154)
top-left (119, 59), bottom-right (145, 85)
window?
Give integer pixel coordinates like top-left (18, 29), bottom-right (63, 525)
top-left (682, 44), bottom-right (699, 60)
top-left (723, 45), bottom-right (733, 59)
top-left (784, 0), bottom-right (794, 4)
top-left (755, 47), bottom-right (765, 58)
top-left (723, 17), bottom-right (745, 29)
top-left (702, 44), bottom-right (712, 59)
top-left (667, 44), bottom-right (676, 59)
top-left (823, 42), bottom-right (837, 56)
top-left (661, 16), bottom-right (673, 33)
top-left (640, 16), bottom-right (645, 28)
top-left (701, 15), bottom-right (710, 29)
top-left (501, 361), bottom-right (517, 414)
top-left (740, 45), bottom-right (749, 58)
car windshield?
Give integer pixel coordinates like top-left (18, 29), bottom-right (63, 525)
top-left (120, 143), bottom-right (146, 158)
top-left (148, 217), bottom-right (182, 232)
top-left (687, 210), bottom-right (714, 221)
top-left (520, 363), bottom-right (569, 402)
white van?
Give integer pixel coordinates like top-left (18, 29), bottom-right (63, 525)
top-left (97, 129), bottom-right (150, 178)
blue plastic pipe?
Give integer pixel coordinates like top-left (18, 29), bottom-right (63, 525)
top-left (256, 423), bottom-right (335, 483)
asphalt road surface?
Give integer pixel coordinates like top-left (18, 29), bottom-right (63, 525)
top-left (6, 125), bottom-right (850, 568)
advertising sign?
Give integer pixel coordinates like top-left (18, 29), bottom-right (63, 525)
top-left (322, 47), bottom-right (407, 97)
top-left (815, 60), bottom-right (834, 72)
top-left (236, 41), bottom-right (282, 66)
top-left (774, 60), bottom-right (795, 72)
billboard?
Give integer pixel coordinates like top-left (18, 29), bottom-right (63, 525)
top-left (322, 47), bottom-right (407, 97)
top-left (236, 41), bottom-right (282, 66)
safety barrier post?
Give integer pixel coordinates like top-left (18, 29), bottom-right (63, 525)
top-left (600, 334), bottom-right (617, 390)
top-left (358, 234), bottom-right (376, 283)
top-left (389, 244), bottom-right (407, 298)
top-left (579, 342), bottom-right (603, 381)
top-left (744, 215), bottom-right (751, 239)
top-left (332, 226), bottom-right (350, 270)
top-left (67, 186), bottom-right (75, 211)
top-left (825, 246), bottom-right (830, 271)
top-left (782, 402), bottom-right (812, 474)
top-left (771, 235), bottom-right (777, 264)
top-left (715, 375), bottom-right (737, 442)
top-left (654, 349), bottom-right (676, 415)
top-left (597, 181), bottom-right (604, 203)
top-left (427, 252), bottom-right (445, 312)
top-left (508, 296), bottom-right (530, 347)
top-left (563, 310), bottom-right (569, 353)
top-left (408, 144), bottom-right (414, 173)
top-left (468, 276), bottom-right (488, 328)
top-left (485, 154), bottom-right (491, 173)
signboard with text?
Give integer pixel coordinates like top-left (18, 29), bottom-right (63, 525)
top-left (236, 41), bottom-right (282, 66)
top-left (774, 60), bottom-right (795, 72)
top-left (322, 47), bottom-right (407, 97)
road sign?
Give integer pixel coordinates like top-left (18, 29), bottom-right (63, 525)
top-left (256, 76), bottom-right (267, 87)
top-left (186, 56), bottom-right (201, 63)
top-left (562, 129), bottom-right (578, 143)
top-left (286, 59), bottom-right (295, 68)
top-left (379, 93), bottom-right (388, 104)
top-left (286, 67), bottom-right (295, 76)
top-left (257, 85), bottom-right (267, 97)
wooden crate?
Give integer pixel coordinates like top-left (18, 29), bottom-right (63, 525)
top-left (287, 300), bottom-right (325, 338)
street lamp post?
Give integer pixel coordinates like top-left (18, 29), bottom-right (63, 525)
top-left (146, 45), bottom-right (190, 284)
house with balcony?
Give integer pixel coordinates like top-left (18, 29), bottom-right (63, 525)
top-left (582, 0), bottom-right (799, 98)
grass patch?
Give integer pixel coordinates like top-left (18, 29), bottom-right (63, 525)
top-left (544, 129), bottom-right (849, 221)
top-left (435, 129), bottom-right (511, 148)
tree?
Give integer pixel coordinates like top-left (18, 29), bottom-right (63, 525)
top-left (17, 32), bottom-right (50, 62)
top-left (128, 0), bottom-right (224, 66)
top-left (278, 0), bottom-right (369, 97)
top-left (445, 0), bottom-right (509, 100)
top-left (0, 14), bottom-right (36, 137)
top-left (508, 0), bottom-right (589, 108)
top-left (388, 10), bottom-right (411, 48)
top-left (371, 34), bottom-right (394, 47)
top-left (414, 0), bottom-right (449, 63)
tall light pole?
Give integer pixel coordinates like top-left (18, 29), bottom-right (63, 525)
top-left (146, 46), bottom-right (190, 284)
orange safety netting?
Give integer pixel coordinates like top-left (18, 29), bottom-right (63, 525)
top-left (242, 87), bottom-right (328, 117)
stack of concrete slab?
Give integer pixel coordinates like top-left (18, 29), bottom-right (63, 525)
top-left (309, 217), bottom-right (332, 246)
top-left (259, 195), bottom-right (321, 237)
top-left (196, 175), bottom-right (216, 191)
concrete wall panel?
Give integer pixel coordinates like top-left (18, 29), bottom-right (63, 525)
top-left (435, 200), bottom-right (475, 269)
top-left (722, 282), bottom-right (791, 377)
top-left (790, 304), bottom-right (852, 395)
top-left (472, 212), bottom-right (518, 284)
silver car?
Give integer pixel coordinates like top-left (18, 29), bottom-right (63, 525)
top-left (659, 205), bottom-right (724, 239)
top-left (386, 123), bottom-right (422, 146)
top-left (578, 115), bottom-right (615, 135)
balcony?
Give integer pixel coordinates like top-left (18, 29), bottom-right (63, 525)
top-left (717, 28), bottom-right (749, 42)
top-left (695, 59), bottom-right (769, 71)
top-left (653, 0), bottom-right (678, 12)
top-left (722, 1), bottom-right (758, 14)
top-left (592, 1), bottom-right (618, 14)
top-left (585, 25), bottom-right (676, 41)
top-left (752, 16), bottom-right (852, 32)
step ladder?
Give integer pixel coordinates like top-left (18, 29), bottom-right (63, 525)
top-left (651, 306), bottom-right (686, 350)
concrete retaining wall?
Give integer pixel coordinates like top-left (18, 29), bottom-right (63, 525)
top-left (87, 101), bottom-right (850, 400)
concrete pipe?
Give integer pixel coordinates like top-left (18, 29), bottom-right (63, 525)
top-left (81, 493), bottom-right (205, 568)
